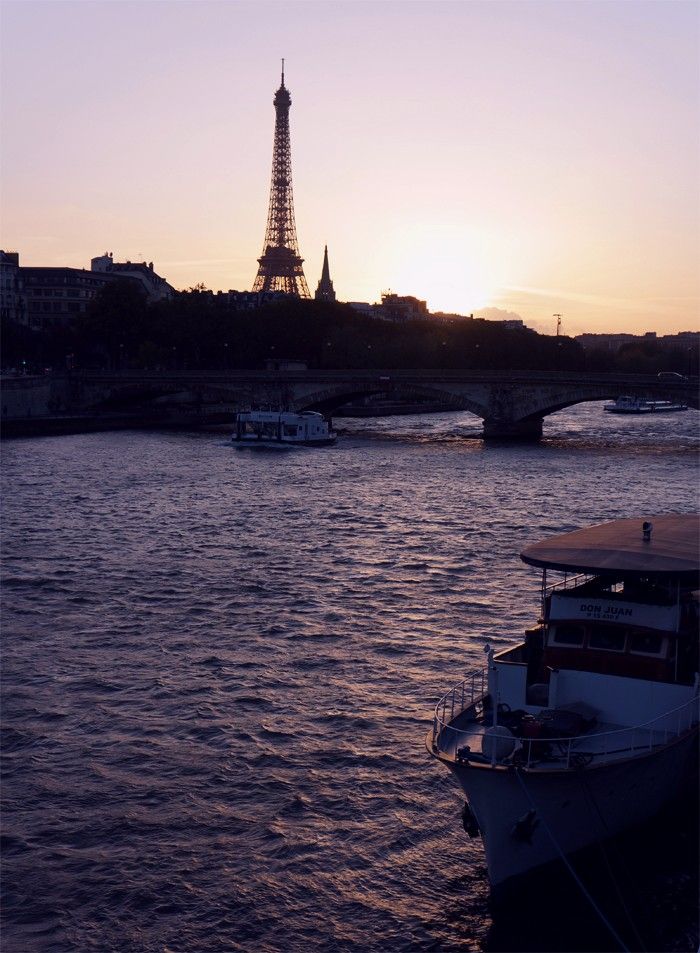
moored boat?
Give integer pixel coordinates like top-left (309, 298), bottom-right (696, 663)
top-left (427, 515), bottom-right (699, 893)
top-left (604, 395), bottom-right (688, 414)
top-left (232, 410), bottom-right (337, 448)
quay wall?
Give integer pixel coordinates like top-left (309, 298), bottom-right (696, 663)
top-left (1, 376), bottom-right (69, 420)
top-left (0, 375), bottom-right (229, 437)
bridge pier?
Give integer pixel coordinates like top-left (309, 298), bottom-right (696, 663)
top-left (482, 416), bottom-right (543, 441)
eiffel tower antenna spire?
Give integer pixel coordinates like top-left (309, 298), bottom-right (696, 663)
top-left (252, 64), bottom-right (310, 297)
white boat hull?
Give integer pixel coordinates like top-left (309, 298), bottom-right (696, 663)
top-left (604, 401), bottom-right (688, 414)
top-left (446, 728), bottom-right (697, 888)
top-left (232, 435), bottom-right (337, 448)
top-left (604, 407), bottom-right (687, 414)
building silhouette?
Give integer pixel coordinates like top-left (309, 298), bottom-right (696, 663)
top-left (91, 253), bottom-right (173, 301)
top-left (0, 250), bottom-right (173, 331)
top-left (379, 292), bottom-right (428, 322)
top-left (0, 252), bottom-right (25, 326)
top-left (314, 246), bottom-right (336, 302)
top-left (252, 64), bottom-right (310, 298)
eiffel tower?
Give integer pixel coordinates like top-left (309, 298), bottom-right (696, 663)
top-left (252, 62), bottom-right (310, 298)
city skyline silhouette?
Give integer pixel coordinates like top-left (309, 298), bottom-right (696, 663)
top-left (1, 1), bottom-right (698, 335)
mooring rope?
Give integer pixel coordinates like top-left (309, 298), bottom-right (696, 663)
top-left (514, 769), bottom-right (630, 952)
top-left (578, 774), bottom-right (648, 951)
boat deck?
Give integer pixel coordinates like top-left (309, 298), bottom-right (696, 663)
top-left (436, 706), bottom-right (686, 771)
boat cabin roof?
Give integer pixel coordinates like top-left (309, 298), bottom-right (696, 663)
top-left (237, 410), bottom-right (322, 422)
top-left (520, 514), bottom-right (699, 577)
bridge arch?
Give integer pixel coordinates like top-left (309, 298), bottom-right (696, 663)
top-left (483, 381), bottom-right (697, 438)
top-left (508, 384), bottom-right (696, 424)
top-left (289, 381), bottom-right (490, 419)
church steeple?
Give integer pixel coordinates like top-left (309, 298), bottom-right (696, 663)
top-left (315, 245), bottom-right (336, 302)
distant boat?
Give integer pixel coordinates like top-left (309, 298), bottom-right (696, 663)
top-left (604, 395), bottom-right (688, 414)
top-left (232, 410), bottom-right (337, 448)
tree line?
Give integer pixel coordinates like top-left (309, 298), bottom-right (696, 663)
top-left (2, 281), bottom-right (696, 376)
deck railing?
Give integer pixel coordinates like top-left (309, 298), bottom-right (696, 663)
top-left (544, 572), bottom-right (596, 595)
top-left (431, 669), bottom-right (487, 747)
top-left (432, 672), bottom-right (700, 770)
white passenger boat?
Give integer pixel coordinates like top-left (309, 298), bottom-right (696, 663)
top-left (427, 515), bottom-right (699, 893)
top-left (232, 410), bottom-right (337, 448)
top-left (604, 395), bottom-right (688, 414)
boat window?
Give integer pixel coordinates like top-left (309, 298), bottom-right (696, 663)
top-left (588, 626), bottom-right (626, 652)
top-left (629, 632), bottom-right (664, 656)
top-left (283, 425), bottom-right (298, 436)
top-left (550, 623), bottom-right (585, 646)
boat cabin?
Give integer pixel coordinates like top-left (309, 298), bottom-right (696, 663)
top-left (537, 574), bottom-right (697, 683)
top-left (489, 515), bottom-right (699, 720)
top-left (233, 410), bottom-right (333, 444)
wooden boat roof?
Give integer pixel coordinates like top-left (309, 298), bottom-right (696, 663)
top-left (237, 410), bottom-right (322, 421)
top-left (521, 514), bottom-right (699, 576)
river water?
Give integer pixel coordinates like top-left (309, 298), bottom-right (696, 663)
top-left (2, 403), bottom-right (698, 953)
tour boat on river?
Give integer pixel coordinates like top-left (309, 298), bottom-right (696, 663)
top-left (604, 395), bottom-right (688, 414)
top-left (427, 514), bottom-right (699, 893)
top-left (232, 410), bottom-right (337, 448)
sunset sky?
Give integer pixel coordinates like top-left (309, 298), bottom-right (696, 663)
top-left (1, 0), bottom-right (698, 335)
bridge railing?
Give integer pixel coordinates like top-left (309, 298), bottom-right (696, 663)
top-left (65, 368), bottom-right (698, 385)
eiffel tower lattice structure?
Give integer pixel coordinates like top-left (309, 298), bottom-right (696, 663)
top-left (252, 63), bottom-right (310, 298)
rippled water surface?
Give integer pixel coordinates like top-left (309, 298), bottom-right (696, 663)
top-left (2, 404), bottom-right (698, 952)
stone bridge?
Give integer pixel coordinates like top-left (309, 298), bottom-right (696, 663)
top-left (59, 369), bottom-right (699, 440)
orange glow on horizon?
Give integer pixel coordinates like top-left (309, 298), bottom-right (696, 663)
top-left (1, 1), bottom-right (698, 336)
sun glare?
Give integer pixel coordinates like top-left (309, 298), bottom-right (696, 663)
top-left (385, 223), bottom-right (501, 315)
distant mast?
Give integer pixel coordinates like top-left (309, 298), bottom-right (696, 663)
top-left (252, 61), bottom-right (310, 297)
top-left (314, 245), bottom-right (336, 302)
